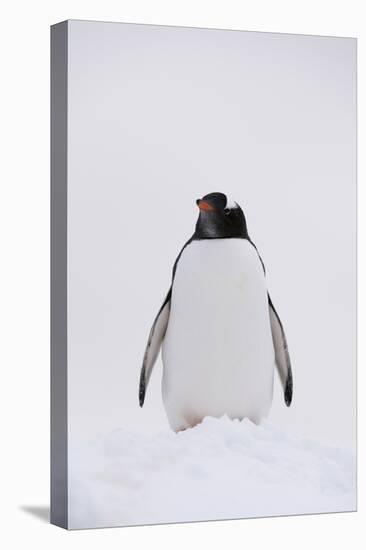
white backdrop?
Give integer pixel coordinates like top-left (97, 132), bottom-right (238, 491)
top-left (0, 1), bottom-right (364, 549)
top-left (67, 20), bottom-right (356, 449)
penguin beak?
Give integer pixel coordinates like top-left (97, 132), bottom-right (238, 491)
top-left (196, 199), bottom-right (214, 211)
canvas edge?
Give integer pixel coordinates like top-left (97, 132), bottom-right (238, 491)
top-left (50, 20), bottom-right (68, 530)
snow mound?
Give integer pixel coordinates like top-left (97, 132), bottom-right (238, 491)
top-left (69, 416), bottom-right (356, 529)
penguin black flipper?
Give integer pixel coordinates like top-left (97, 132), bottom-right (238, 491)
top-left (248, 239), bottom-right (293, 406)
top-left (139, 288), bottom-right (171, 407)
top-left (139, 238), bottom-right (194, 408)
top-left (268, 294), bottom-right (293, 406)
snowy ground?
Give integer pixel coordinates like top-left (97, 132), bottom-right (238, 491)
top-left (68, 416), bottom-right (356, 529)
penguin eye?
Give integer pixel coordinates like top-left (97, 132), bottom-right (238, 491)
top-left (224, 208), bottom-right (231, 215)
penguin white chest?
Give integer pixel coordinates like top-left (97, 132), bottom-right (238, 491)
top-left (162, 238), bottom-right (275, 431)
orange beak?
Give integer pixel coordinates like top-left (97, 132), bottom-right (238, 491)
top-left (196, 199), bottom-right (214, 211)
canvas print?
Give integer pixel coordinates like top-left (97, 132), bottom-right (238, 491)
top-left (51, 20), bottom-right (356, 530)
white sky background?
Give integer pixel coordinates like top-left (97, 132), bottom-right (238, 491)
top-left (67, 20), bottom-right (356, 450)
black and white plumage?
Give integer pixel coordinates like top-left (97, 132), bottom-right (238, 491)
top-left (139, 192), bottom-right (293, 431)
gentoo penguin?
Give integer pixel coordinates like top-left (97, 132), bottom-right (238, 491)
top-left (139, 192), bottom-right (293, 432)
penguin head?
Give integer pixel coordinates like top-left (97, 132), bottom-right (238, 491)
top-left (194, 192), bottom-right (249, 239)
